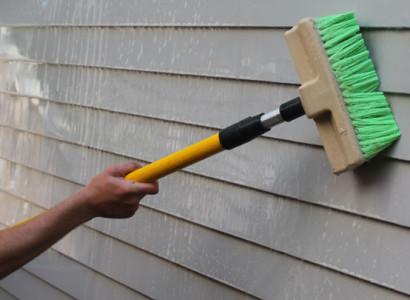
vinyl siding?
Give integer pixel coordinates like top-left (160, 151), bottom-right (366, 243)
top-left (0, 287), bottom-right (18, 300)
top-left (24, 249), bottom-right (150, 300)
top-left (0, 268), bottom-right (74, 300)
top-left (0, 1), bottom-right (409, 299)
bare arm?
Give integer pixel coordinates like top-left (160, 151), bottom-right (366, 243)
top-left (0, 162), bottom-right (158, 279)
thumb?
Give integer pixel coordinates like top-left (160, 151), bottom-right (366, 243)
top-left (106, 161), bottom-right (141, 177)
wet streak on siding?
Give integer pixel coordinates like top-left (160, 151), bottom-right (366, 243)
top-left (0, 27), bottom-right (409, 94)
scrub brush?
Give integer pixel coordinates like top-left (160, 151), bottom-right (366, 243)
top-left (284, 11), bottom-right (401, 172)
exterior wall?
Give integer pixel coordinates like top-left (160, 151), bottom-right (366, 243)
top-left (0, 1), bottom-right (409, 299)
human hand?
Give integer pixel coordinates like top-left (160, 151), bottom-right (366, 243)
top-left (79, 162), bottom-right (159, 219)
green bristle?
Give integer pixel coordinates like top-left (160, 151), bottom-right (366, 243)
top-left (314, 12), bottom-right (401, 160)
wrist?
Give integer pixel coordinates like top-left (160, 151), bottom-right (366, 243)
top-left (68, 188), bottom-right (99, 223)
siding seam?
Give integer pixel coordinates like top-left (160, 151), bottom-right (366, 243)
top-left (0, 58), bottom-right (408, 95)
top-left (0, 287), bottom-right (18, 300)
top-left (19, 268), bottom-right (76, 300)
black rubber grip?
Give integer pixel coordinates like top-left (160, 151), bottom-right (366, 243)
top-left (279, 97), bottom-right (305, 122)
top-left (219, 114), bottom-right (269, 150)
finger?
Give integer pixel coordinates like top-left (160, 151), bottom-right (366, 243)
top-left (106, 161), bottom-right (142, 177)
top-left (149, 181), bottom-right (159, 194)
top-left (126, 181), bottom-right (159, 195)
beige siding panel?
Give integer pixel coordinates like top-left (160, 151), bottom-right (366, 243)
top-left (25, 249), bottom-right (150, 300)
top-left (0, 0), bottom-right (409, 28)
top-left (1, 97), bottom-right (409, 227)
top-left (0, 288), bottom-right (17, 300)
top-left (1, 158), bottom-right (410, 296)
top-left (0, 27), bottom-right (409, 94)
top-left (0, 269), bottom-right (74, 300)
top-left (1, 191), bottom-right (407, 300)
top-left (0, 62), bottom-right (407, 161)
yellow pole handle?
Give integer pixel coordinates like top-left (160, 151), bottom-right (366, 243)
top-left (125, 133), bottom-right (224, 182)
top-left (9, 134), bottom-right (223, 227)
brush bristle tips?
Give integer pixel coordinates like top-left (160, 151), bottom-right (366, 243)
top-left (314, 12), bottom-right (401, 160)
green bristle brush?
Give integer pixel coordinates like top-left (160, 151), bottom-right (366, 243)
top-left (283, 11), bottom-right (401, 173)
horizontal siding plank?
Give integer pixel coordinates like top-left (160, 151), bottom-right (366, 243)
top-left (0, 288), bottom-right (17, 300)
top-left (1, 97), bottom-right (410, 228)
top-left (2, 158), bottom-right (410, 296)
top-left (0, 192), bottom-right (253, 300)
top-left (0, 225), bottom-right (86, 299)
top-left (0, 269), bottom-right (74, 300)
top-left (0, 62), bottom-right (407, 161)
top-left (0, 0), bottom-right (409, 28)
top-left (0, 27), bottom-right (409, 94)
top-left (25, 249), bottom-right (150, 300)
top-left (0, 191), bottom-right (406, 300)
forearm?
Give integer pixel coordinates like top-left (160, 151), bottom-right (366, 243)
top-left (0, 189), bottom-right (94, 279)
top-left (0, 161), bottom-right (158, 279)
